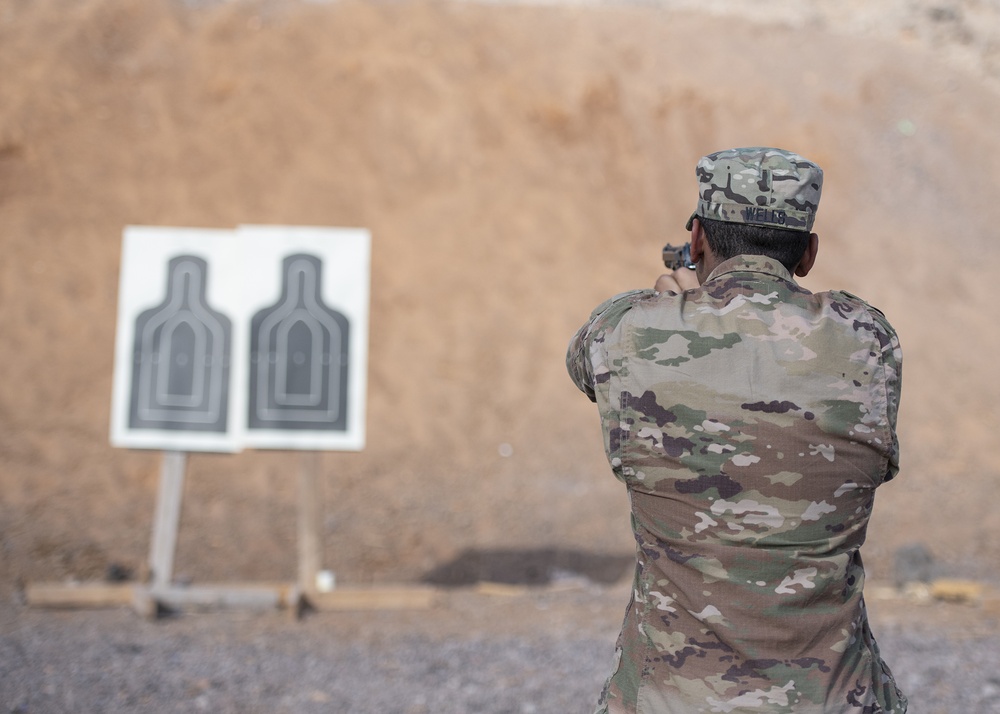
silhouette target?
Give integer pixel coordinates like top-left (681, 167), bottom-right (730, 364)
top-left (128, 255), bottom-right (232, 432)
top-left (248, 253), bottom-right (350, 431)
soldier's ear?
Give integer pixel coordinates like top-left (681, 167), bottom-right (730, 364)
top-left (690, 219), bottom-right (706, 263)
top-left (794, 232), bottom-right (820, 277)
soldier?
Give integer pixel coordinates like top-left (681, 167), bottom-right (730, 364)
top-left (567, 147), bottom-right (906, 713)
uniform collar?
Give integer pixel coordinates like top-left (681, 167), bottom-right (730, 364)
top-left (705, 254), bottom-right (796, 284)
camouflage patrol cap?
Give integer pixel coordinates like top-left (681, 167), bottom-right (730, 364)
top-left (685, 147), bottom-right (823, 233)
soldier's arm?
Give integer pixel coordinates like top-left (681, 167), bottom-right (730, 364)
top-left (871, 309), bottom-right (903, 482)
top-left (566, 289), bottom-right (652, 402)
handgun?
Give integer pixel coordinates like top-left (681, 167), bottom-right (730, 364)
top-left (662, 243), bottom-right (697, 270)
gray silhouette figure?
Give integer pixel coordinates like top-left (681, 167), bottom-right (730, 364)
top-left (128, 255), bottom-right (231, 432)
top-left (248, 253), bottom-right (350, 431)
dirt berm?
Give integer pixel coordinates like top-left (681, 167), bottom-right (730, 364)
top-left (2, 0), bottom-right (1000, 595)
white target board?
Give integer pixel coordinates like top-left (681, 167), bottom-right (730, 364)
top-left (238, 225), bottom-right (369, 451)
top-left (110, 225), bottom-right (370, 452)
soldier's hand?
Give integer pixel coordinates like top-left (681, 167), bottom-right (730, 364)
top-left (654, 268), bottom-right (700, 294)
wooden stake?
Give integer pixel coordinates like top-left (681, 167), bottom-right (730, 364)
top-left (297, 451), bottom-right (321, 596)
top-left (149, 450), bottom-right (187, 591)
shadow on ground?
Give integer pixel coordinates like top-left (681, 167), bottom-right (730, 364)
top-left (421, 548), bottom-right (633, 587)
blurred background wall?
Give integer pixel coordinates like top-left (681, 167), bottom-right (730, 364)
top-left (2, 0), bottom-right (999, 595)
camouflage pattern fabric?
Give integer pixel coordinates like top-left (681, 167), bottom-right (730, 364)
top-left (684, 147), bottom-right (824, 233)
top-left (567, 255), bottom-right (906, 713)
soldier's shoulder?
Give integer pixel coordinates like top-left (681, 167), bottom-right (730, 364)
top-left (587, 289), bottom-right (657, 324)
top-left (826, 289), bottom-right (899, 339)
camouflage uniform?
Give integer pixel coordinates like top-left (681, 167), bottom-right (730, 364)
top-left (567, 148), bottom-right (906, 713)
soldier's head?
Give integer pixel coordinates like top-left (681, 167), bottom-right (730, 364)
top-left (685, 147), bottom-right (822, 277)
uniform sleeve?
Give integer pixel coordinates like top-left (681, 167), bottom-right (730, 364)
top-left (566, 289), bottom-right (653, 402)
top-left (871, 308), bottom-right (903, 482)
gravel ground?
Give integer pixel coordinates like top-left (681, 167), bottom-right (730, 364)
top-left (2, 584), bottom-right (999, 714)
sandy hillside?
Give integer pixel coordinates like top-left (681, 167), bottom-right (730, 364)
top-left (2, 0), bottom-right (1000, 594)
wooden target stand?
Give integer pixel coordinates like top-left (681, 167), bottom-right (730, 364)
top-left (25, 451), bottom-right (435, 618)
